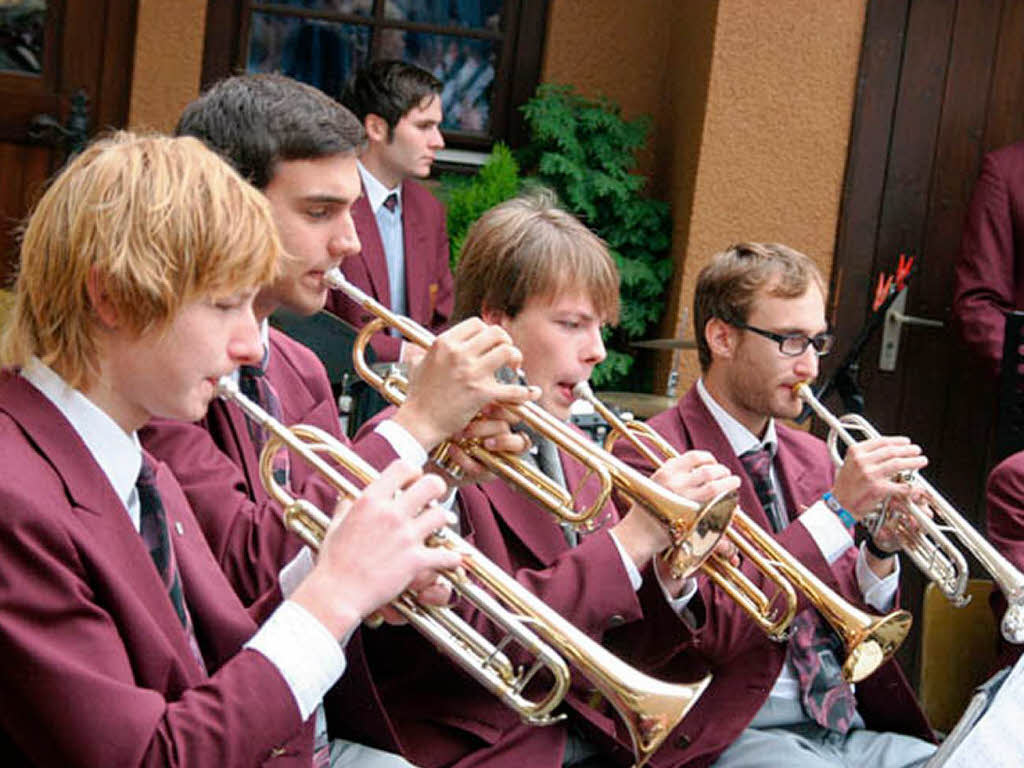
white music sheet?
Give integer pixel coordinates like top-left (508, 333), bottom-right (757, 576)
top-left (943, 653), bottom-right (1024, 766)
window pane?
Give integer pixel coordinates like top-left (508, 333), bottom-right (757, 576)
top-left (247, 11), bottom-right (370, 99)
top-left (389, 31), bottom-right (496, 134)
top-left (0, 0), bottom-right (46, 75)
top-left (386, 0), bottom-right (503, 31)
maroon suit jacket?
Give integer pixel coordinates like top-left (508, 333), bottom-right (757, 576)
top-left (612, 386), bottom-right (933, 767)
top-left (140, 327), bottom-right (403, 751)
top-left (953, 139), bottom-right (1024, 376)
top-left (0, 371), bottom-right (312, 767)
top-left (357, 411), bottom-right (701, 768)
top-left (323, 179), bottom-right (453, 362)
top-left (986, 449), bottom-right (1024, 669)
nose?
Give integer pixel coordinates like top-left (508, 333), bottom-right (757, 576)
top-left (329, 212), bottom-right (361, 261)
top-left (582, 324), bottom-right (606, 366)
top-left (792, 343), bottom-right (819, 381)
top-left (430, 126), bottom-right (444, 150)
top-left (229, 305), bottom-right (263, 367)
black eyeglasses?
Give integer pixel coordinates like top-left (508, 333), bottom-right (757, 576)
top-left (731, 321), bottom-right (835, 357)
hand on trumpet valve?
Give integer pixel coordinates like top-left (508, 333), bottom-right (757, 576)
top-left (829, 435), bottom-right (927, 521)
top-left (438, 403), bottom-right (535, 486)
top-left (394, 318), bottom-right (539, 450)
top-left (291, 461), bottom-right (463, 638)
top-left (649, 449), bottom-right (742, 508)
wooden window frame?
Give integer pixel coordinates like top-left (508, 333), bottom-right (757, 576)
top-left (200, 0), bottom-right (549, 150)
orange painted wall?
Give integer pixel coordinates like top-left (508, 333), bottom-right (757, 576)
top-left (543, 0), bottom-right (867, 392)
top-left (127, 0), bottom-right (207, 132)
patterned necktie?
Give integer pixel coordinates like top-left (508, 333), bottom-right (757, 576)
top-left (137, 458), bottom-right (207, 673)
top-left (381, 192), bottom-right (398, 212)
top-left (737, 446), bottom-right (857, 732)
top-left (789, 610), bottom-right (858, 733)
top-left (738, 444), bottom-right (786, 532)
top-left (238, 354), bottom-right (291, 488)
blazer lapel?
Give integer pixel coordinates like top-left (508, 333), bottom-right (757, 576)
top-left (401, 182), bottom-right (431, 322)
top-left (480, 477), bottom-right (568, 566)
top-left (353, 191), bottom-right (391, 307)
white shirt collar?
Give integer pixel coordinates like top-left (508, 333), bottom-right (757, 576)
top-left (695, 377), bottom-right (778, 458)
top-left (357, 160), bottom-right (402, 214)
top-left (20, 357), bottom-right (142, 517)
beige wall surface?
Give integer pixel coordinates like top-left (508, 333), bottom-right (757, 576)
top-left (128, 0), bottom-right (207, 132)
top-left (544, 0), bottom-right (866, 391)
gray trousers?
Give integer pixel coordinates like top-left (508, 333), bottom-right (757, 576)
top-left (330, 739), bottom-right (418, 768)
top-left (711, 697), bottom-right (935, 768)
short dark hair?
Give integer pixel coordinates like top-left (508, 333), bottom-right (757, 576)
top-left (176, 73), bottom-right (365, 190)
top-left (342, 59), bottom-right (442, 135)
top-left (693, 242), bottom-right (826, 371)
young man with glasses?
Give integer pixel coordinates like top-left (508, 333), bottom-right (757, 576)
top-left (615, 242), bottom-right (936, 767)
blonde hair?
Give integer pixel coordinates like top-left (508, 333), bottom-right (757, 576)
top-left (693, 242), bottom-right (826, 371)
top-left (2, 131), bottom-right (281, 389)
top-left (453, 190), bottom-right (620, 324)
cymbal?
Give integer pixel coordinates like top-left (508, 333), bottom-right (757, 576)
top-left (595, 391), bottom-right (677, 420)
top-left (631, 337), bottom-right (697, 350)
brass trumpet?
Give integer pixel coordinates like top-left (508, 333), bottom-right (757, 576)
top-left (576, 383), bottom-right (912, 682)
top-left (324, 268), bottom-right (739, 577)
top-left (795, 382), bottom-right (1024, 644)
top-left (216, 376), bottom-right (711, 767)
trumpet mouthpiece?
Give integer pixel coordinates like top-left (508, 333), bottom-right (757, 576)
top-left (323, 268), bottom-right (344, 289)
top-left (572, 381), bottom-right (594, 400)
top-left (215, 376), bottom-right (239, 399)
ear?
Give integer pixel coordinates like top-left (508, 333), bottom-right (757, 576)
top-left (704, 317), bottom-right (738, 362)
top-left (85, 266), bottom-right (121, 329)
top-left (364, 113), bottom-right (390, 144)
top-left (480, 303), bottom-right (509, 328)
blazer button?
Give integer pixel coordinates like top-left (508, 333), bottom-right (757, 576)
top-left (268, 746), bottom-right (288, 759)
top-left (674, 733), bottom-right (691, 749)
top-left (607, 614), bottom-right (625, 628)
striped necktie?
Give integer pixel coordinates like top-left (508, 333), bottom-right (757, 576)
top-left (238, 354), bottom-right (291, 488)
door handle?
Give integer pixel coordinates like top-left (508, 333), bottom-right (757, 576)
top-left (878, 288), bottom-right (944, 371)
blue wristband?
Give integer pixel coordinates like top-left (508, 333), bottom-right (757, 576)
top-left (823, 491), bottom-right (856, 528)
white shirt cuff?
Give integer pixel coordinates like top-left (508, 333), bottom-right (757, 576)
top-left (374, 418), bottom-right (429, 467)
top-left (654, 565), bottom-right (699, 614)
top-left (608, 530), bottom-right (643, 591)
top-left (856, 542), bottom-right (900, 611)
top-left (798, 499), bottom-right (854, 565)
top-left (279, 547), bottom-right (315, 598)
top-left (245, 600), bottom-right (347, 720)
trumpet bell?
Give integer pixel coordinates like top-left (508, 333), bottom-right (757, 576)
top-left (843, 610), bottom-right (912, 683)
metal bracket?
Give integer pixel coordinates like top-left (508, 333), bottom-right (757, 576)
top-left (878, 289), bottom-right (944, 371)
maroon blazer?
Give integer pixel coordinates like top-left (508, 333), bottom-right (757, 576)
top-left (141, 327), bottom-right (404, 752)
top-left (358, 413), bottom-right (702, 768)
top-left (0, 371), bottom-right (312, 767)
top-left (324, 179), bottom-right (453, 362)
top-left (953, 139), bottom-right (1024, 376)
top-left (986, 449), bottom-right (1024, 669)
top-left (611, 385), bottom-right (933, 767)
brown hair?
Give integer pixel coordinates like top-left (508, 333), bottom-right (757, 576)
top-left (693, 241), bottom-right (826, 371)
top-left (453, 190), bottom-right (620, 324)
top-left (2, 131), bottom-right (282, 389)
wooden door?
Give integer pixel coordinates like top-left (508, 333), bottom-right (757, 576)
top-left (0, 0), bottom-right (137, 287)
top-left (829, 0), bottom-right (1024, 686)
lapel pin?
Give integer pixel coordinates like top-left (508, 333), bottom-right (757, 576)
top-left (174, 522), bottom-right (184, 536)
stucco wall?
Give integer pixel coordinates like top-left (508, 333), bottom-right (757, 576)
top-left (543, 0), bottom-right (866, 392)
top-left (128, 0), bottom-right (207, 132)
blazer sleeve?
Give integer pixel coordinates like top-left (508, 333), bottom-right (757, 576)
top-left (953, 153), bottom-right (1017, 376)
top-left (0, 482), bottom-right (304, 768)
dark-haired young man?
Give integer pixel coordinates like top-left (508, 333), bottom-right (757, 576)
top-left (324, 59), bottom-right (452, 363)
top-left (141, 74), bottom-right (533, 766)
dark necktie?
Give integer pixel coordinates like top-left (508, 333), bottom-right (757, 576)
top-left (737, 446), bottom-right (857, 732)
top-left (137, 458), bottom-right (206, 673)
top-left (738, 444), bottom-right (786, 532)
top-left (382, 192), bottom-right (398, 212)
top-left (238, 354), bottom-right (291, 488)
